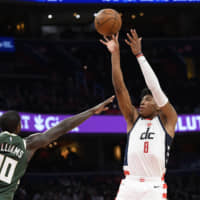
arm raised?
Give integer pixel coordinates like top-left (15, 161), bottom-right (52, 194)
top-left (100, 34), bottom-right (139, 131)
top-left (125, 29), bottom-right (177, 137)
top-left (25, 95), bottom-right (115, 159)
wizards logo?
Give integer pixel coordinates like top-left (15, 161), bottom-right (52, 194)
top-left (140, 128), bottom-right (155, 140)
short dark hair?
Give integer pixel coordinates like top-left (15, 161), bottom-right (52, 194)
top-left (0, 111), bottom-right (21, 133)
top-left (140, 88), bottom-right (152, 100)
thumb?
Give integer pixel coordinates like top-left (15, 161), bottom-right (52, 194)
top-left (139, 37), bottom-right (142, 41)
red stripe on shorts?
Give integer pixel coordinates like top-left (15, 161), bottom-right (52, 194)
top-left (161, 173), bottom-right (165, 181)
top-left (163, 183), bottom-right (167, 189)
top-left (162, 193), bottom-right (167, 198)
top-left (124, 170), bottom-right (130, 176)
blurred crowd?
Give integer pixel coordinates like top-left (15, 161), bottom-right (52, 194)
top-left (14, 173), bottom-right (200, 200)
top-left (0, 38), bottom-right (200, 114)
top-left (14, 174), bottom-right (120, 200)
top-left (167, 173), bottom-right (200, 200)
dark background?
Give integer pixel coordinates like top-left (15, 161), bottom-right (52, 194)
top-left (0, 1), bottom-right (200, 199)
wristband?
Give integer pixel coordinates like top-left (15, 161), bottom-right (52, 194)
top-left (135, 52), bottom-right (143, 58)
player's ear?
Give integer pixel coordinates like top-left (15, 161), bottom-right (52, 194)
top-left (16, 123), bottom-right (21, 134)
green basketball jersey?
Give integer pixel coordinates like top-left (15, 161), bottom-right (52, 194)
top-left (0, 131), bottom-right (28, 200)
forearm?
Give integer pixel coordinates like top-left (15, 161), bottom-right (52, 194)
top-left (111, 51), bottom-right (126, 93)
top-left (41, 108), bottom-right (95, 145)
top-left (137, 54), bottom-right (168, 107)
top-left (27, 108), bottom-right (95, 150)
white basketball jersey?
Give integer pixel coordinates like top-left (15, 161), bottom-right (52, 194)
top-left (123, 115), bottom-right (172, 177)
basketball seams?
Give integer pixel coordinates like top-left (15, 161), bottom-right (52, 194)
top-left (95, 17), bottom-right (116, 27)
top-left (94, 8), bottom-right (122, 36)
top-left (102, 9), bottom-right (118, 15)
top-left (110, 12), bottom-right (118, 35)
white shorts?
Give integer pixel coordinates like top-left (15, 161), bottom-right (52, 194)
top-left (115, 175), bottom-right (167, 200)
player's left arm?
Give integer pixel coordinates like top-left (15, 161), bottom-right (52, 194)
top-left (25, 96), bottom-right (115, 161)
top-left (125, 29), bottom-right (177, 138)
top-left (159, 102), bottom-right (177, 138)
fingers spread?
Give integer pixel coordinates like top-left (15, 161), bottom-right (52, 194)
top-left (125, 39), bottom-right (131, 46)
top-left (131, 29), bottom-right (139, 40)
top-left (112, 34), bottom-right (116, 41)
top-left (99, 39), bottom-right (107, 45)
top-left (126, 33), bottom-right (134, 43)
top-left (110, 95), bottom-right (115, 102)
top-left (104, 36), bottom-right (109, 42)
top-left (104, 95), bottom-right (115, 105)
top-left (116, 32), bottom-right (119, 40)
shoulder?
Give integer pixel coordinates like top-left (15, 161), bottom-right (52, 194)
top-left (24, 132), bottom-right (41, 150)
top-left (0, 131), bottom-right (19, 139)
top-left (127, 115), bottom-right (141, 133)
top-left (159, 102), bottom-right (178, 128)
top-left (158, 114), bottom-right (175, 138)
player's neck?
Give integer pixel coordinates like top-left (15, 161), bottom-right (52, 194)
top-left (143, 113), bottom-right (158, 120)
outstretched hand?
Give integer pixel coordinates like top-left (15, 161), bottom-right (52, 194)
top-left (125, 29), bottom-right (142, 56)
top-left (100, 33), bottom-right (120, 54)
top-left (93, 95), bottom-right (115, 114)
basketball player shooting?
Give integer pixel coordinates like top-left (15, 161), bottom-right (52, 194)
top-left (0, 95), bottom-right (114, 200)
top-left (100, 30), bottom-right (177, 200)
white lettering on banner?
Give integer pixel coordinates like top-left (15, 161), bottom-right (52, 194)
top-left (45, 117), bottom-right (60, 129)
top-left (176, 115), bottom-right (200, 132)
top-left (177, 117), bottom-right (187, 131)
top-left (34, 115), bottom-right (45, 131)
top-left (1, 110), bottom-right (200, 133)
top-left (186, 116), bottom-right (196, 131)
top-left (0, 41), bottom-right (13, 49)
top-left (196, 116), bottom-right (200, 127)
top-left (21, 115), bottom-right (30, 129)
top-left (45, 117), bottom-right (80, 132)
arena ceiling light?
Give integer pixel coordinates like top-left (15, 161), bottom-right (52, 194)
top-left (48, 14), bottom-right (53, 19)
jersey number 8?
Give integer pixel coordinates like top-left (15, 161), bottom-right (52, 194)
top-left (144, 141), bottom-right (149, 153)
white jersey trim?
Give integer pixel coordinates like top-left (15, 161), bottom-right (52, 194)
top-left (1, 131), bottom-right (17, 137)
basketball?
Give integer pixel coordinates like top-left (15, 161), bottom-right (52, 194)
top-left (94, 8), bottom-right (122, 36)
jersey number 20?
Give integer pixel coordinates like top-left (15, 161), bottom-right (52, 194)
top-left (0, 154), bottom-right (18, 184)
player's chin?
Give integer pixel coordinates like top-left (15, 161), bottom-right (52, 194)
top-left (139, 109), bottom-right (148, 118)
top-left (139, 109), bottom-right (145, 116)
